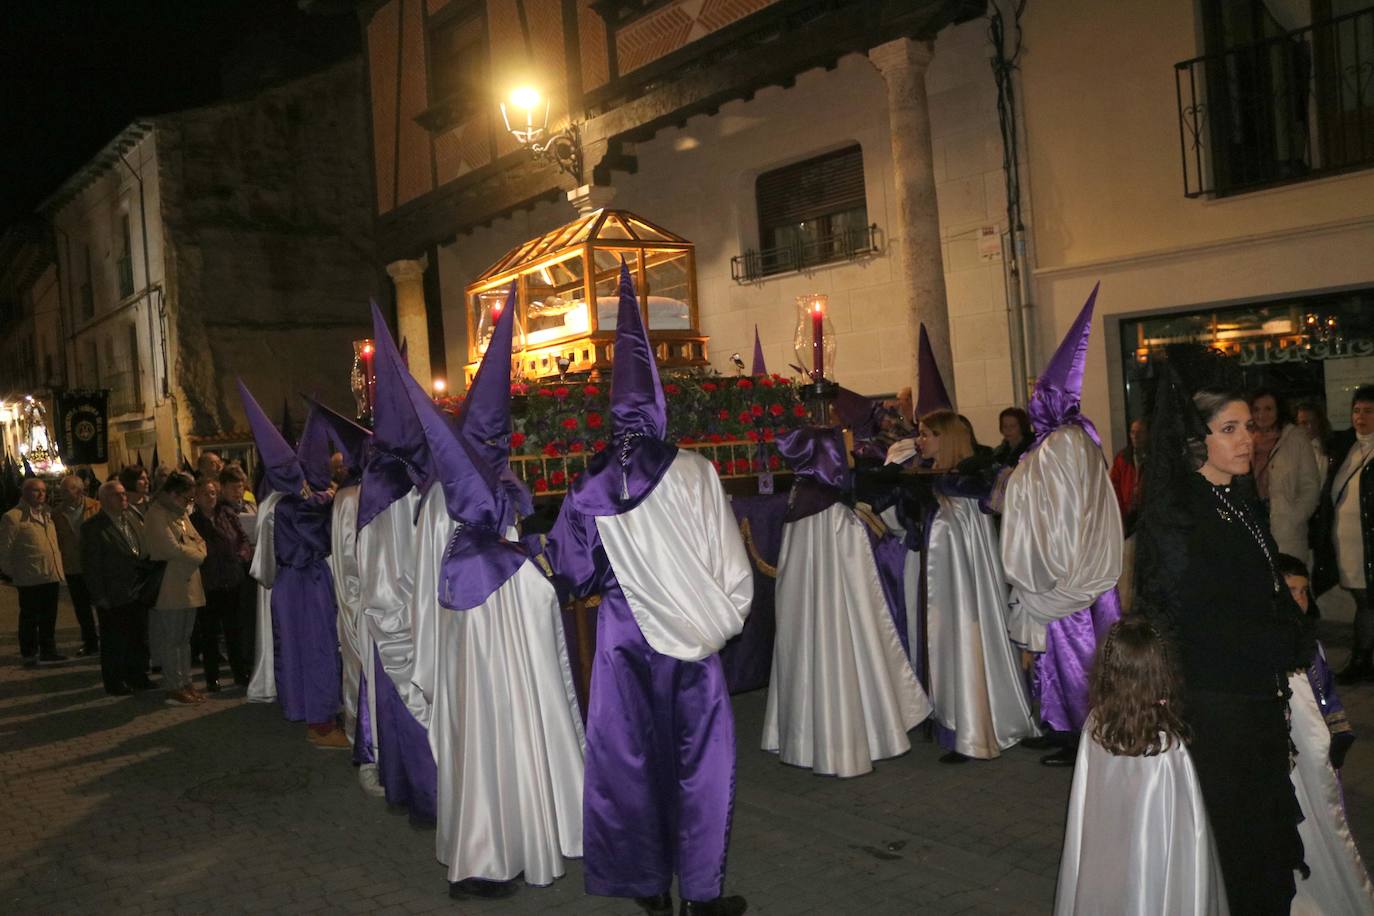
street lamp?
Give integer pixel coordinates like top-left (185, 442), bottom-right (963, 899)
top-left (500, 85), bottom-right (582, 183)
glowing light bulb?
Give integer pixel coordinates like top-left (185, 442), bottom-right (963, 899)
top-left (510, 86), bottom-right (541, 111)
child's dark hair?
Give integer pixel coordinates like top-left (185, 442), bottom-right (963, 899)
top-left (1089, 617), bottom-right (1190, 756)
top-left (1275, 553), bottom-right (1309, 580)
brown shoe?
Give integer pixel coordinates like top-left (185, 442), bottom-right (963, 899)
top-left (164, 689), bottom-right (196, 707)
top-left (307, 726), bottom-right (351, 750)
top-left (187, 687), bottom-right (207, 703)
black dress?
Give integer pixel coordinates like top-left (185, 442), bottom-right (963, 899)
top-left (1135, 472), bottom-right (1314, 915)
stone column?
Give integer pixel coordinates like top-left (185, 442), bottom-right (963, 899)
top-left (869, 38), bottom-right (955, 407)
top-left (566, 183), bottom-right (616, 215)
top-left (386, 257), bottom-right (431, 387)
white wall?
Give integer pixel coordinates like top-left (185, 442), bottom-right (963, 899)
top-left (434, 16), bottom-right (1020, 442)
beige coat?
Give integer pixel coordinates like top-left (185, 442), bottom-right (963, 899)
top-left (1266, 423), bottom-right (1321, 558)
top-left (141, 495), bottom-right (207, 610)
top-left (0, 504), bottom-right (64, 587)
top-left (55, 495), bottom-right (100, 575)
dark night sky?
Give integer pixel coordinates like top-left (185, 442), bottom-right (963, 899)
top-left (0, 0), bottom-right (361, 226)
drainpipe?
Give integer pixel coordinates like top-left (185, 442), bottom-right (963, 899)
top-left (1001, 231), bottom-right (1028, 406)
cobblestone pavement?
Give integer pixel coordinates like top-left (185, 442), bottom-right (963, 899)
top-left (1, 586), bottom-right (1371, 915)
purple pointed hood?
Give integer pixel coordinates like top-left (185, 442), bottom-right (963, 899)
top-left (777, 426), bottom-right (849, 521)
top-left (399, 361), bottom-right (525, 611)
top-left (456, 283), bottom-right (532, 521)
top-left (751, 324), bottom-right (767, 376)
top-left (1028, 283), bottom-right (1101, 448)
top-left (915, 324), bottom-right (953, 418)
top-left (302, 395), bottom-right (372, 480)
top-left (567, 261), bottom-right (678, 516)
top-left (238, 379), bottom-right (304, 496)
top-left (295, 407), bottom-right (336, 492)
top-left (358, 301), bottom-right (431, 528)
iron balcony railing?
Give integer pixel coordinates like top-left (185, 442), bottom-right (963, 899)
top-left (731, 223), bottom-right (879, 283)
top-left (1176, 6), bottom-right (1374, 197)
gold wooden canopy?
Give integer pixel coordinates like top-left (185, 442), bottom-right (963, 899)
top-left (464, 209), bottom-right (708, 382)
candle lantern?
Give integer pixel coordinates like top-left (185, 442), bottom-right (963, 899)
top-left (475, 289), bottom-right (530, 386)
top-left (351, 339), bottom-right (377, 423)
top-left (792, 293), bottom-right (838, 425)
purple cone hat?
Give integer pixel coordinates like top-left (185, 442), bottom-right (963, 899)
top-left (302, 395), bottom-right (372, 478)
top-left (568, 260), bottom-right (678, 516)
top-left (398, 361), bottom-right (525, 611)
top-left (358, 301), bottom-right (431, 528)
top-left (915, 324), bottom-right (953, 418)
top-left (1028, 282), bottom-right (1100, 447)
top-left (456, 283), bottom-right (532, 522)
top-left (238, 379), bottom-right (304, 496)
top-left (295, 407), bottom-right (336, 492)
top-left (751, 323), bottom-right (767, 376)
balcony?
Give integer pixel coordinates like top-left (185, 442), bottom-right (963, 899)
top-left (1175, 5), bottom-right (1374, 197)
top-left (731, 223), bottom-right (879, 283)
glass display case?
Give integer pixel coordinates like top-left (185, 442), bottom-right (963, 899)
top-left (464, 209), bottom-right (708, 382)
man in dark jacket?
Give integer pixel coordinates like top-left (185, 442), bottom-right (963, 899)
top-left (81, 481), bottom-right (153, 695)
top-left (190, 477), bottom-right (251, 689)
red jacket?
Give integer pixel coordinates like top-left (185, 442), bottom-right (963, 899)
top-left (1110, 450), bottom-right (1142, 523)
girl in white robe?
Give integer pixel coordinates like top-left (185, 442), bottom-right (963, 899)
top-left (1055, 617), bottom-right (1226, 915)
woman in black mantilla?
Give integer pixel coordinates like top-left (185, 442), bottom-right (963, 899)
top-left (1133, 373), bottom-right (1315, 915)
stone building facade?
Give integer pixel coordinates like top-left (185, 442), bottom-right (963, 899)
top-left (39, 59), bottom-right (379, 472)
top-left (0, 223), bottom-right (63, 462)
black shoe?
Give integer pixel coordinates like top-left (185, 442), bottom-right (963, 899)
top-left (637, 893), bottom-right (674, 916)
top-left (1039, 747), bottom-right (1077, 767)
top-left (1336, 650), bottom-right (1372, 686)
top-left (233, 675), bottom-right (250, 687)
top-left (37, 652), bottom-right (68, 664)
top-left (448, 877), bottom-right (519, 900)
top-left (680, 895), bottom-right (747, 916)
top-left (1019, 734), bottom-right (1058, 750)
top-left (106, 686), bottom-right (133, 696)
top-left (938, 751), bottom-right (969, 765)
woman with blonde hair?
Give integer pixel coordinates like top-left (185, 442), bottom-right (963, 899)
top-left (911, 409), bottom-right (1037, 762)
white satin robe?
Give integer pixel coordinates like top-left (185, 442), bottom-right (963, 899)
top-left (1000, 426), bottom-right (1122, 652)
top-left (1055, 719), bottom-right (1227, 915)
top-left (247, 491), bottom-right (284, 703)
top-left (763, 502), bottom-right (931, 777)
top-left (358, 487), bottom-right (424, 762)
top-left (329, 486), bottom-right (363, 744)
top-left (430, 557), bottom-right (586, 886)
top-left (1288, 672), bottom-right (1374, 915)
top-left (924, 495), bottom-right (1037, 758)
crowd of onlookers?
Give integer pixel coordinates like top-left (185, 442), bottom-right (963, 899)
top-left (0, 451), bottom-right (260, 705)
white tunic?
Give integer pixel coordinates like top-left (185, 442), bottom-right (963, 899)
top-left (1287, 671), bottom-right (1374, 915)
top-left (763, 502), bottom-right (931, 777)
top-left (360, 487), bottom-right (426, 736)
top-left (247, 492), bottom-right (284, 703)
top-left (1055, 719), bottom-right (1227, 915)
top-left (924, 494), bottom-right (1038, 758)
top-left (1001, 426), bottom-right (1122, 652)
top-left (430, 553), bottom-right (586, 884)
top-left (329, 486), bottom-right (363, 743)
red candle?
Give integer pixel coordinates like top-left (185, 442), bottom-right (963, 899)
top-left (811, 299), bottom-right (825, 380)
top-left (361, 342), bottom-right (376, 415)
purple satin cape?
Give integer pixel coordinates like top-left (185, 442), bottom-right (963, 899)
top-left (270, 494), bottom-right (342, 725)
top-left (566, 436), bottom-right (679, 516)
top-left (437, 523), bottom-right (529, 612)
top-left (545, 502), bottom-right (735, 901)
top-left (717, 493), bottom-right (785, 694)
top-left (353, 667), bottom-right (375, 765)
top-left (371, 644), bottom-right (437, 824)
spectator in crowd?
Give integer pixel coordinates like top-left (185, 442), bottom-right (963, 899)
top-left (1295, 400), bottom-right (1333, 501)
top-left (1110, 419), bottom-right (1148, 531)
top-left (81, 481), bottom-right (154, 695)
top-left (219, 464), bottom-right (258, 670)
top-left (190, 476), bottom-right (251, 690)
top-left (992, 407), bottom-right (1033, 467)
top-left (118, 466), bottom-right (152, 520)
top-left (0, 478), bottom-right (66, 666)
top-left (196, 450), bottom-right (223, 481)
top-left (150, 465), bottom-right (172, 496)
top-left (958, 414), bottom-right (994, 460)
top-left (1250, 388), bottom-right (1321, 558)
top-left (54, 474), bottom-right (101, 656)
top-left (1315, 385), bottom-right (1374, 684)
top-left (74, 466), bottom-right (101, 498)
top-left (141, 471), bottom-right (207, 706)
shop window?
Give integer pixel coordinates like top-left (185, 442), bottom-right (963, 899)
top-left (737, 145), bottom-right (877, 281)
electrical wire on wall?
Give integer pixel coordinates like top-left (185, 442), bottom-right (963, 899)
top-left (988, 0), bottom-right (1035, 404)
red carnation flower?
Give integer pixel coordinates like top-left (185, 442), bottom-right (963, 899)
top-left (702, 382), bottom-right (718, 393)
top-left (554, 385), bottom-right (570, 399)
top-left (593, 439), bottom-right (607, 452)
top-left (708, 433), bottom-right (724, 444)
top-left (750, 404), bottom-right (763, 417)
top-left (510, 382), bottom-right (529, 395)
top-left (792, 403), bottom-right (807, 417)
top-left (561, 416), bottom-right (580, 430)
top-left (569, 441), bottom-right (584, 454)
top-left (534, 478), bottom-right (549, 493)
top-left (586, 412), bottom-right (603, 429)
top-left (746, 430), bottom-right (759, 442)
top-left (737, 378), bottom-right (753, 389)
top-left (738, 410), bottom-right (752, 424)
top-left (763, 428), bottom-right (776, 442)
top-left (768, 454), bottom-right (781, 470)
top-left (583, 384), bottom-right (600, 396)
top-left (758, 377), bottom-right (774, 388)
top-left (679, 435), bottom-right (696, 445)
top-left (663, 383), bottom-right (680, 396)
top-left (537, 387), bottom-right (555, 398)
top-left (769, 403), bottom-right (784, 417)
top-left (718, 408), bottom-right (731, 421)
top-left (712, 460), bottom-right (723, 473)
top-left (551, 470), bottom-right (566, 486)
top-left (510, 432), bottom-right (526, 448)
top-left (543, 443), bottom-right (562, 458)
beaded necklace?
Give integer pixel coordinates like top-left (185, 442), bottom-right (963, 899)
top-left (1208, 481), bottom-right (1280, 592)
